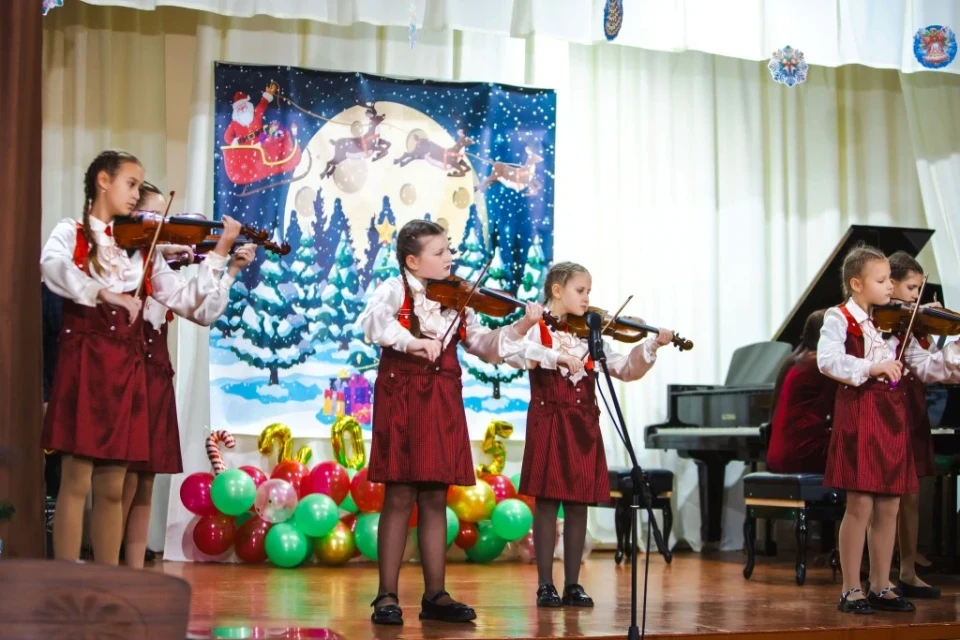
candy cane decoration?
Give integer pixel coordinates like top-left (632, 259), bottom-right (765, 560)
top-left (205, 429), bottom-right (236, 475)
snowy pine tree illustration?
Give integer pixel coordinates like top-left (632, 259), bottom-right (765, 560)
top-left (228, 251), bottom-right (313, 385)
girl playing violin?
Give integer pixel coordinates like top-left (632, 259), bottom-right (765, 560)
top-left (359, 220), bottom-right (541, 625)
top-left (818, 246), bottom-right (960, 613)
top-left (120, 182), bottom-right (257, 569)
top-left (502, 261), bottom-right (675, 608)
top-left (887, 250), bottom-right (953, 599)
top-left (40, 150), bottom-right (244, 565)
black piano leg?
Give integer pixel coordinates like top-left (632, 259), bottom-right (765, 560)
top-left (695, 457), bottom-right (728, 545)
top-left (795, 508), bottom-right (808, 586)
top-left (742, 511), bottom-right (756, 579)
top-left (614, 500), bottom-right (630, 565)
top-left (661, 503), bottom-right (673, 564)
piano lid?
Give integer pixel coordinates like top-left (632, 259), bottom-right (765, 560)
top-left (773, 224), bottom-right (934, 347)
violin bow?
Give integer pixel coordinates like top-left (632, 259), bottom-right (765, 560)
top-left (896, 274), bottom-right (928, 365)
top-left (436, 255), bottom-right (494, 347)
top-left (601, 295), bottom-right (634, 334)
top-left (134, 190), bottom-right (176, 300)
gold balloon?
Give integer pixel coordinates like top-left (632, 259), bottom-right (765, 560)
top-left (475, 420), bottom-right (513, 477)
top-left (294, 445), bottom-right (313, 467)
top-left (258, 423), bottom-right (293, 465)
top-left (331, 416), bottom-right (366, 470)
top-left (450, 479), bottom-right (496, 523)
top-left (314, 521), bottom-right (355, 566)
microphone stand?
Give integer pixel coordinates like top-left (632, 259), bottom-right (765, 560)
top-left (591, 334), bottom-right (665, 640)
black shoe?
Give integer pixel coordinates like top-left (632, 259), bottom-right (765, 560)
top-left (897, 581), bottom-right (941, 599)
top-left (837, 588), bottom-right (873, 614)
top-left (419, 591), bottom-right (476, 623)
top-left (868, 588), bottom-right (916, 612)
top-left (370, 593), bottom-right (403, 625)
top-left (536, 584), bottom-right (562, 608)
top-left (144, 549), bottom-right (156, 564)
top-left (561, 584), bottom-right (594, 607)
top-left (865, 581), bottom-right (902, 597)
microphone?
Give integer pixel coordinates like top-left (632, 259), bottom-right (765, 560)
top-left (585, 311), bottom-right (605, 362)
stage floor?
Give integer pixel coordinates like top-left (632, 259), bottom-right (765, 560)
top-left (161, 551), bottom-right (960, 640)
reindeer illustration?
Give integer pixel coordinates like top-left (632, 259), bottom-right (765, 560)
top-left (393, 129), bottom-right (475, 177)
top-left (319, 103), bottom-right (392, 179)
top-left (476, 146), bottom-right (544, 196)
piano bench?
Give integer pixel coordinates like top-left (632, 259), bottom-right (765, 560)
top-left (742, 472), bottom-right (844, 586)
top-left (607, 467), bottom-right (674, 565)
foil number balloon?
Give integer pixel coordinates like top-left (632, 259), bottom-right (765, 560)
top-left (258, 423), bottom-right (293, 465)
top-left (331, 415), bottom-right (366, 470)
top-left (476, 420), bottom-right (513, 477)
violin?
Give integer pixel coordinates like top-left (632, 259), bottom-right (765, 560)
top-left (164, 240), bottom-right (242, 269)
top-left (113, 211), bottom-right (291, 256)
top-left (424, 275), bottom-right (693, 351)
top-left (873, 301), bottom-right (960, 338)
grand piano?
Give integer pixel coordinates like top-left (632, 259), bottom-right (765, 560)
top-left (645, 224), bottom-right (960, 546)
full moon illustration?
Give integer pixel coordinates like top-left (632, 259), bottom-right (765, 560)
top-left (282, 102), bottom-right (488, 260)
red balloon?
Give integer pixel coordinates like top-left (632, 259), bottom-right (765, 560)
top-left (350, 468), bottom-right (385, 513)
top-left (454, 521), bottom-right (478, 549)
top-left (271, 461), bottom-right (310, 498)
top-left (192, 513), bottom-right (236, 556)
top-left (235, 515), bottom-right (272, 563)
top-left (408, 503), bottom-right (418, 528)
top-left (482, 474), bottom-right (518, 503)
top-left (240, 465), bottom-right (269, 488)
top-left (447, 484), bottom-right (465, 506)
top-left (307, 461), bottom-right (350, 504)
top-left (340, 513), bottom-right (358, 531)
top-left (180, 472), bottom-right (218, 517)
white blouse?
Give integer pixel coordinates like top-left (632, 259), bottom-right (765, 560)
top-left (817, 298), bottom-right (960, 386)
top-left (142, 264), bottom-right (236, 331)
top-left (358, 273), bottom-right (518, 363)
top-left (41, 217), bottom-right (226, 319)
top-left (500, 320), bottom-right (659, 385)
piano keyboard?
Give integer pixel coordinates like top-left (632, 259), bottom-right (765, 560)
top-left (652, 427), bottom-right (761, 437)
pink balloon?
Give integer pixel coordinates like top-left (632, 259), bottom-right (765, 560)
top-left (180, 471), bottom-right (218, 516)
top-left (240, 465), bottom-right (269, 488)
top-left (515, 531), bottom-right (536, 564)
top-left (306, 461), bottom-right (350, 504)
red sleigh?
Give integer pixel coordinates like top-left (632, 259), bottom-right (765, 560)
top-left (219, 137), bottom-right (311, 197)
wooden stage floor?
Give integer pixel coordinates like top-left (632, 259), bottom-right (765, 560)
top-left (163, 551), bottom-right (960, 640)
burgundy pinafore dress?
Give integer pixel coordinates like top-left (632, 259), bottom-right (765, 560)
top-left (41, 224), bottom-right (151, 463)
top-left (519, 320), bottom-right (610, 504)
top-left (367, 293), bottom-right (475, 487)
top-left (129, 314), bottom-right (183, 475)
top-left (823, 305), bottom-right (917, 495)
top-left (895, 331), bottom-right (935, 478)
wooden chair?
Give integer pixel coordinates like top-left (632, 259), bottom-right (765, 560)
top-left (0, 559), bottom-right (191, 639)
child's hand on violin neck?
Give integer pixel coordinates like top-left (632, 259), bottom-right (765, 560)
top-left (98, 289), bottom-right (142, 324)
top-left (654, 328), bottom-right (675, 347)
top-left (870, 360), bottom-right (903, 383)
top-left (409, 338), bottom-right (442, 362)
top-left (212, 216), bottom-right (243, 257)
top-left (515, 303), bottom-right (543, 334)
top-left (559, 354), bottom-right (585, 375)
top-left (228, 243), bottom-right (257, 275)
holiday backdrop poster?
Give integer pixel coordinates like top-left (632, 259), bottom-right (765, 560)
top-left (210, 63), bottom-right (556, 440)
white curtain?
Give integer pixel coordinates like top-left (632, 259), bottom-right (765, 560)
top-left (41, 3), bottom-right (952, 560)
top-left (78, 0), bottom-right (960, 74)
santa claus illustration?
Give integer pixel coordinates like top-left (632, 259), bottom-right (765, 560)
top-left (224, 82), bottom-right (279, 145)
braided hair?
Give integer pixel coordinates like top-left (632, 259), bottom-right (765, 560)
top-left (396, 219), bottom-right (446, 338)
top-left (81, 150), bottom-right (142, 275)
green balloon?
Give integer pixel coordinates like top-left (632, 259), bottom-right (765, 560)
top-left (558, 504), bottom-right (565, 519)
top-left (464, 520), bottom-right (507, 563)
top-left (340, 469), bottom-right (359, 513)
top-left (446, 507), bottom-right (459, 547)
top-left (210, 469), bottom-right (257, 516)
top-left (354, 512), bottom-right (380, 561)
top-left (236, 511), bottom-right (254, 528)
top-left (265, 522), bottom-right (310, 568)
top-left (491, 498), bottom-right (533, 541)
top-left (294, 494), bottom-right (339, 538)
top-left (210, 627), bottom-right (253, 639)
top-left (510, 473), bottom-right (522, 491)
